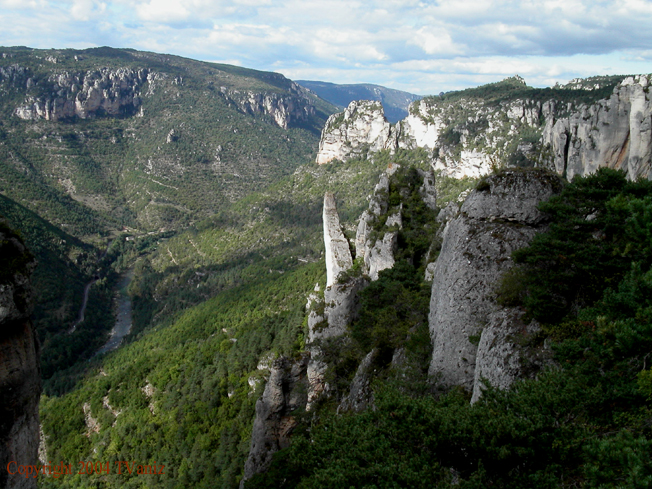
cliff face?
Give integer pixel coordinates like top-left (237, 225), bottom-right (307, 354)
top-left (427, 170), bottom-right (562, 395)
top-left (0, 58), bottom-right (315, 129)
top-left (315, 75), bottom-right (652, 182)
top-left (12, 67), bottom-right (150, 121)
top-left (315, 78), bottom-right (550, 177)
top-left (219, 82), bottom-right (317, 129)
top-left (316, 100), bottom-right (392, 164)
top-left (323, 192), bottom-right (354, 287)
top-left (241, 355), bottom-right (309, 486)
top-left (0, 226), bottom-right (40, 489)
top-left (541, 75), bottom-right (652, 180)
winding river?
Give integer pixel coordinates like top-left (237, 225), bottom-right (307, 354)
top-left (95, 269), bottom-right (134, 356)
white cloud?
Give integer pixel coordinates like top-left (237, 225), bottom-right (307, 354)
top-left (71, 0), bottom-right (106, 21)
top-left (135, 0), bottom-right (190, 22)
top-left (1, 0), bottom-right (651, 94)
top-left (410, 27), bottom-right (462, 55)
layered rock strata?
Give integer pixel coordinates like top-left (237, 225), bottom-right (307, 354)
top-left (428, 170), bottom-right (562, 394)
top-left (316, 75), bottom-right (652, 182)
top-left (0, 227), bottom-right (40, 489)
top-left (219, 82), bottom-right (316, 129)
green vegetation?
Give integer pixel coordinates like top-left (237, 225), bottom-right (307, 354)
top-left (499, 168), bottom-right (652, 323)
top-left (434, 75), bottom-right (624, 108)
top-left (40, 262), bottom-right (325, 489)
top-left (0, 49), bottom-right (645, 489)
top-left (248, 168), bottom-right (652, 489)
top-left (0, 46), bottom-right (335, 234)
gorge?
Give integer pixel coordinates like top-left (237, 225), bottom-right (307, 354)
top-left (0, 46), bottom-right (651, 488)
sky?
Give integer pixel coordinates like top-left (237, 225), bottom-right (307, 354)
top-left (1, 0), bottom-right (651, 95)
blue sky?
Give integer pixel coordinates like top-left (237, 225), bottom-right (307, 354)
top-left (1, 0), bottom-right (651, 95)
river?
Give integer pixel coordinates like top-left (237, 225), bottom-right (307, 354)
top-left (95, 269), bottom-right (134, 356)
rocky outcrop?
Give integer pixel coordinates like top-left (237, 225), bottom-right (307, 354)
top-left (316, 100), bottom-right (392, 164)
top-left (306, 278), bottom-right (367, 411)
top-left (323, 192), bottom-right (353, 287)
top-left (219, 82), bottom-right (316, 129)
top-left (471, 309), bottom-right (546, 403)
top-left (241, 355), bottom-right (309, 487)
top-left (315, 75), bottom-right (652, 183)
top-left (337, 348), bottom-right (377, 413)
top-left (315, 78), bottom-right (548, 177)
top-left (542, 75), bottom-right (652, 180)
top-left (427, 170), bottom-right (562, 393)
top-left (0, 226), bottom-right (40, 489)
top-left (355, 170), bottom-right (399, 280)
top-left (14, 68), bottom-right (150, 121)
top-left (306, 193), bottom-right (366, 410)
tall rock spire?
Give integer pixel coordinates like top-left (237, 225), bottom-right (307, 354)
top-left (323, 192), bottom-right (353, 287)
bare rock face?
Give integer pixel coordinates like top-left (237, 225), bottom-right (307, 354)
top-left (323, 192), bottom-right (353, 287)
top-left (14, 68), bottom-right (149, 121)
top-left (428, 170), bottom-right (562, 392)
top-left (0, 227), bottom-right (40, 489)
top-left (306, 278), bottom-right (367, 411)
top-left (471, 309), bottom-right (547, 403)
top-left (354, 171), bottom-right (402, 280)
top-left (338, 348), bottom-right (377, 413)
top-left (316, 100), bottom-right (392, 164)
top-left (218, 82), bottom-right (316, 129)
top-left (542, 75), bottom-right (652, 180)
top-left (241, 355), bottom-right (309, 487)
top-left (366, 231), bottom-right (398, 281)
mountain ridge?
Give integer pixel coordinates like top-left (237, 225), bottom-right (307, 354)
top-left (297, 79), bottom-right (421, 123)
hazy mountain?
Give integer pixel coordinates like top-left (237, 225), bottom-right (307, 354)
top-left (297, 80), bottom-right (421, 123)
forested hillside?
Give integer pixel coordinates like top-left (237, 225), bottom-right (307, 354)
top-left (1, 51), bottom-right (651, 489)
top-left (0, 46), bottom-right (337, 394)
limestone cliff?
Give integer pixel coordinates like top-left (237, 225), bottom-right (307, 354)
top-left (323, 192), bottom-right (353, 287)
top-left (219, 82), bottom-right (316, 129)
top-left (428, 170), bottom-right (562, 394)
top-left (316, 100), bottom-right (392, 164)
top-left (0, 225), bottom-right (40, 489)
top-left (13, 67), bottom-right (150, 121)
top-left (315, 74), bottom-right (652, 182)
top-left (6, 60), bottom-right (316, 129)
top-left (541, 75), bottom-right (652, 180)
top-left (315, 77), bottom-right (550, 177)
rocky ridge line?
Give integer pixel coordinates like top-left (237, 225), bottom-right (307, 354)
top-left (12, 67), bottom-right (152, 121)
top-left (316, 75), bottom-right (652, 181)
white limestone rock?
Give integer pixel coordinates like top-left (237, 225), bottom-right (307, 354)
top-left (219, 82), bottom-right (316, 129)
top-left (365, 231), bottom-right (397, 281)
top-left (14, 67), bottom-right (149, 121)
top-left (323, 192), bottom-right (353, 287)
top-left (427, 170), bottom-right (562, 391)
top-left (471, 309), bottom-right (547, 403)
top-left (316, 100), bottom-right (392, 164)
top-left (542, 75), bottom-right (652, 180)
